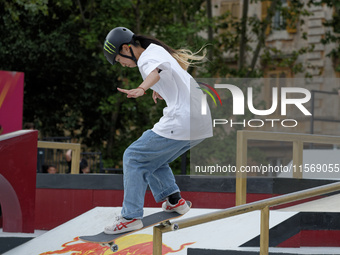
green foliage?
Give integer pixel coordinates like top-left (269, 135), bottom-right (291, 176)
top-left (3, 0), bottom-right (49, 20)
top-left (204, 0), bottom-right (315, 78)
top-left (0, 0), bottom-right (208, 170)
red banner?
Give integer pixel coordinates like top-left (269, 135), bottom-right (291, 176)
top-left (0, 71), bottom-right (24, 135)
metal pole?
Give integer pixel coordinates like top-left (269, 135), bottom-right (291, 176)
top-left (236, 131), bottom-right (248, 205)
top-left (153, 225), bottom-right (163, 255)
top-left (260, 206), bottom-right (270, 255)
top-left (292, 140), bottom-right (303, 179)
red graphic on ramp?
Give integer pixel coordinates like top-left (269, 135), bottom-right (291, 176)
top-left (110, 240), bottom-right (194, 254)
top-left (39, 237), bottom-right (109, 255)
top-left (39, 234), bottom-right (194, 255)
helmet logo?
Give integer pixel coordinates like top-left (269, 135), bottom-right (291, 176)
top-left (104, 40), bottom-right (116, 54)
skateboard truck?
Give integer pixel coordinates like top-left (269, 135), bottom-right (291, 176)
top-left (160, 220), bottom-right (179, 231)
top-left (160, 220), bottom-right (171, 226)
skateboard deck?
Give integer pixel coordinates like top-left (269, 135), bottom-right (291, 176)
top-left (79, 201), bottom-right (191, 252)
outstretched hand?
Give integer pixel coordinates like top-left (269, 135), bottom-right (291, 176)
top-left (117, 87), bottom-right (145, 98)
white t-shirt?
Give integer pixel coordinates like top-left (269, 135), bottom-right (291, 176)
top-left (137, 44), bottom-right (213, 141)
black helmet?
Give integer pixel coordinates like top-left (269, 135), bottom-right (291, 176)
top-left (103, 27), bottom-right (134, 65)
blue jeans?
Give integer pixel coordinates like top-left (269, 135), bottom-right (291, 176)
top-left (121, 130), bottom-right (203, 219)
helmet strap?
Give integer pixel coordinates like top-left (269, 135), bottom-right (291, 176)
top-left (118, 44), bottom-right (138, 64)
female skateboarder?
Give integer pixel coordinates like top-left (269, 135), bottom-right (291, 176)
top-left (103, 27), bottom-right (212, 234)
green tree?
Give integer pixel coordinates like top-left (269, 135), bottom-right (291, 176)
top-left (205, 0), bottom-right (314, 78)
top-left (1, 0), bottom-right (115, 148)
top-left (0, 0), bottom-right (208, 171)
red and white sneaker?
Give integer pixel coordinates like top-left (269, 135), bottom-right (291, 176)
top-left (104, 215), bottom-right (143, 234)
top-left (162, 198), bottom-right (190, 214)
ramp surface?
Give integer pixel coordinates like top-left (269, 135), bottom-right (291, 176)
top-left (4, 206), bottom-right (295, 255)
top-left (279, 194), bottom-right (340, 212)
top-left (5, 204), bottom-right (340, 255)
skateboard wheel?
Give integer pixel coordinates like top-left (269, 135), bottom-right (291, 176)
top-left (172, 224), bottom-right (179, 231)
top-left (111, 244), bottom-right (119, 252)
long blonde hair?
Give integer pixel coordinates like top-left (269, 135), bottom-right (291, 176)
top-left (172, 47), bottom-right (207, 70)
top-left (132, 34), bottom-right (206, 70)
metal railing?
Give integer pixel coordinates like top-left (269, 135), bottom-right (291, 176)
top-left (37, 141), bottom-right (81, 174)
top-left (153, 130), bottom-right (340, 255)
top-left (153, 181), bottom-right (340, 255)
top-left (236, 130), bottom-right (340, 205)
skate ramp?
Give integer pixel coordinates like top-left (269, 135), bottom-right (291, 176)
top-left (4, 206), bottom-right (296, 255)
top-left (279, 193), bottom-right (340, 212)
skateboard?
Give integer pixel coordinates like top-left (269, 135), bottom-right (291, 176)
top-left (79, 201), bottom-right (191, 252)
